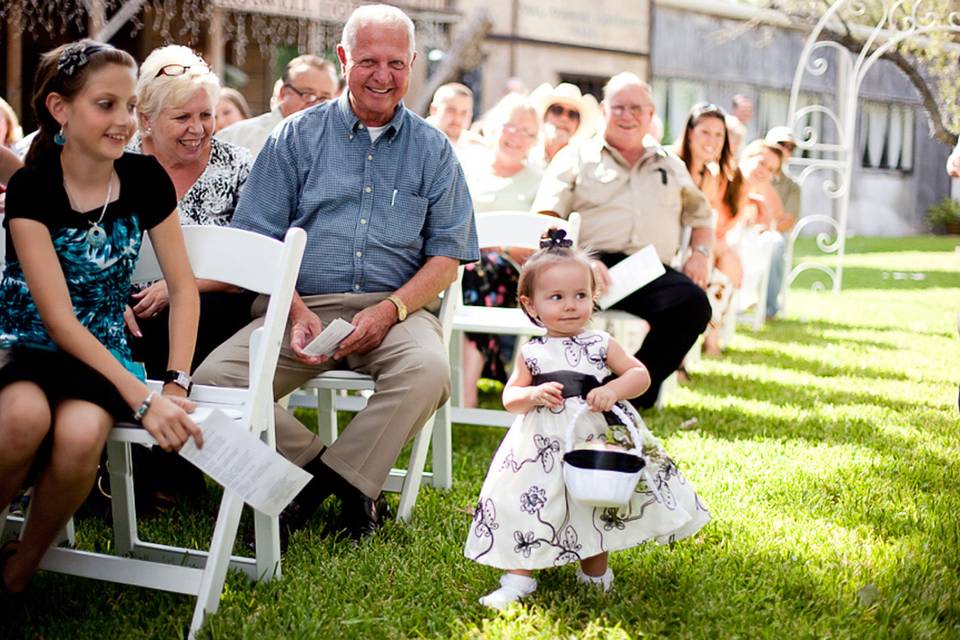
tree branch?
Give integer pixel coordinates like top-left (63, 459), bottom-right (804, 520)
top-left (821, 28), bottom-right (958, 146)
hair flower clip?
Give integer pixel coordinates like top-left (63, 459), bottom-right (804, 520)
top-left (58, 43), bottom-right (95, 76)
top-left (540, 227), bottom-right (573, 251)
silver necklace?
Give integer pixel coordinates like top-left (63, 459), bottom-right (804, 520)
top-left (80, 174), bottom-right (113, 248)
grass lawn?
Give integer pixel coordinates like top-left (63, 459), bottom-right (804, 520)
top-left (3, 236), bottom-right (959, 639)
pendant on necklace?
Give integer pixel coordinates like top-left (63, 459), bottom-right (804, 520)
top-left (86, 222), bottom-right (107, 248)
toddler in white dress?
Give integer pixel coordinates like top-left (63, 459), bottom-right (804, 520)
top-left (464, 229), bottom-right (711, 608)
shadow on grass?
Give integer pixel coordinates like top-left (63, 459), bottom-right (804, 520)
top-left (728, 346), bottom-right (910, 381)
top-left (791, 266), bottom-right (959, 292)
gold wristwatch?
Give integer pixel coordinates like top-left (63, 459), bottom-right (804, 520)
top-left (386, 294), bottom-right (408, 321)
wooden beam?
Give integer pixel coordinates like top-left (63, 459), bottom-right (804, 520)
top-left (6, 2), bottom-right (22, 120)
top-left (94, 0), bottom-right (148, 43)
top-left (207, 7), bottom-right (226, 79)
top-left (86, 0), bottom-right (107, 37)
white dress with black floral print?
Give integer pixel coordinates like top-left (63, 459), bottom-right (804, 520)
top-left (464, 330), bottom-right (710, 570)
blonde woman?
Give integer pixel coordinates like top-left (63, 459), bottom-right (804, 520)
top-left (460, 94), bottom-right (544, 407)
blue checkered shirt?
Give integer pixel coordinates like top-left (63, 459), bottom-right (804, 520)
top-left (230, 92), bottom-right (479, 295)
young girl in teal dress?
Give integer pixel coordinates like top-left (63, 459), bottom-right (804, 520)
top-left (0, 40), bottom-right (202, 595)
top-left (464, 229), bottom-right (711, 608)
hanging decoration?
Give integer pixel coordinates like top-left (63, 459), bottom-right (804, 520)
top-left (0, 0), bottom-right (455, 66)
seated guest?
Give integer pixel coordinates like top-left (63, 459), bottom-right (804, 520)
top-left (528, 82), bottom-right (599, 165)
top-left (0, 97), bottom-right (23, 149)
top-left (127, 44), bottom-right (255, 378)
top-left (763, 126), bottom-right (801, 319)
top-left (674, 102), bottom-right (737, 355)
top-left (460, 94), bottom-right (543, 407)
top-left (534, 73), bottom-right (713, 408)
top-left (215, 87), bottom-right (251, 132)
top-left (194, 4), bottom-right (478, 542)
top-left (125, 45), bottom-right (255, 507)
top-left (948, 141), bottom-right (960, 178)
top-left (216, 55), bottom-right (337, 155)
top-left (427, 82), bottom-right (484, 160)
top-left (0, 41), bottom-right (200, 596)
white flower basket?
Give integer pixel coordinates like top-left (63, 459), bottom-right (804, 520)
top-left (562, 404), bottom-right (647, 508)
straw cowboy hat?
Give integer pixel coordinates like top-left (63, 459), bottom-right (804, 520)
top-left (529, 82), bottom-right (600, 141)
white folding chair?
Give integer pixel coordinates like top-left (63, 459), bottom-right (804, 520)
top-left (449, 211), bottom-right (582, 432)
top-left (7, 226), bottom-right (306, 639)
top-left (297, 270), bottom-right (461, 519)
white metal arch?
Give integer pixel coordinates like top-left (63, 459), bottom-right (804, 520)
top-left (782, 0), bottom-right (960, 306)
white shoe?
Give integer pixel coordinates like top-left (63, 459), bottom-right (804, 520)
top-left (479, 573), bottom-right (537, 609)
top-left (576, 567), bottom-right (614, 592)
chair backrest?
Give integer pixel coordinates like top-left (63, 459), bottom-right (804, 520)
top-left (474, 211), bottom-right (581, 250)
top-left (134, 225), bottom-right (307, 433)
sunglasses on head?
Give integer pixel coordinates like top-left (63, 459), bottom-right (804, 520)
top-left (547, 104), bottom-right (581, 121)
top-left (155, 63), bottom-right (211, 79)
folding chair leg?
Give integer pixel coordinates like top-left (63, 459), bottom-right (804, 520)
top-left (188, 489), bottom-right (245, 639)
top-left (396, 415), bottom-right (435, 522)
top-left (315, 389), bottom-right (338, 446)
top-left (107, 440), bottom-right (137, 555)
top-left (449, 330), bottom-right (463, 408)
top-left (430, 401), bottom-right (452, 489)
top-left (253, 510), bottom-right (281, 581)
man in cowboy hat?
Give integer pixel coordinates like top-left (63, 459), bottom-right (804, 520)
top-left (529, 82), bottom-right (600, 164)
top-left (763, 125), bottom-right (802, 319)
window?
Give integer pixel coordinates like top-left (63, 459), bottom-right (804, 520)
top-left (860, 101), bottom-right (914, 172)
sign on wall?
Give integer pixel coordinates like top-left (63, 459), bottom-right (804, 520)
top-left (515, 0), bottom-right (649, 54)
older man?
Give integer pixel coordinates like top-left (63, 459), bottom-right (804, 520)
top-left (533, 72), bottom-right (712, 408)
top-left (216, 55), bottom-right (338, 155)
top-left (195, 4), bottom-right (479, 541)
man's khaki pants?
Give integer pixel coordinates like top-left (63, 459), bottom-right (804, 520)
top-left (193, 292), bottom-right (450, 499)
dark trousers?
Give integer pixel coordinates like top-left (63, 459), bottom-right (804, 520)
top-left (129, 290), bottom-right (257, 379)
top-left (600, 253), bottom-right (711, 408)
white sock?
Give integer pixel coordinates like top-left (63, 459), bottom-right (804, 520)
top-left (576, 566), bottom-right (614, 592)
top-left (479, 573), bottom-right (537, 609)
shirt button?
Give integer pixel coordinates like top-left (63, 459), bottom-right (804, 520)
top-left (358, 124), bottom-right (365, 129)
top-left (367, 154), bottom-right (373, 161)
top-left (364, 186), bottom-right (372, 193)
top-left (354, 284), bottom-right (361, 290)
top-left (360, 218), bottom-right (367, 225)
top-left (349, 135), bottom-right (354, 140)
top-left (356, 251), bottom-right (363, 257)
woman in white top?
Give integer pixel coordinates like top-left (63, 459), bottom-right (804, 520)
top-left (460, 95), bottom-right (544, 408)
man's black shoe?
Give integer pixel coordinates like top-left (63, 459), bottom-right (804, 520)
top-left (273, 452), bottom-right (342, 549)
top-left (337, 492), bottom-right (392, 541)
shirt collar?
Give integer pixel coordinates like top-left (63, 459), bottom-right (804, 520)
top-left (336, 90), bottom-right (406, 140)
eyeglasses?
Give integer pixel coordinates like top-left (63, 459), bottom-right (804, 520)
top-left (283, 83), bottom-right (330, 105)
top-left (691, 102), bottom-right (725, 118)
top-left (609, 104), bottom-right (653, 119)
top-left (502, 123), bottom-right (537, 139)
top-left (155, 63), bottom-right (211, 78)
top-left (546, 104), bottom-right (580, 121)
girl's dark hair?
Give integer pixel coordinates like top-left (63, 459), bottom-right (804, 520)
top-left (517, 227), bottom-right (597, 327)
top-left (26, 40), bottom-right (137, 166)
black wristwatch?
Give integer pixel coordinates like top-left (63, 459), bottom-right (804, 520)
top-left (163, 369), bottom-right (192, 394)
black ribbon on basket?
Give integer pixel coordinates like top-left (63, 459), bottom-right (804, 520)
top-left (532, 371), bottom-right (623, 426)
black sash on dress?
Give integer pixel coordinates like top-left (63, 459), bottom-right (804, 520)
top-left (531, 370), bottom-right (624, 426)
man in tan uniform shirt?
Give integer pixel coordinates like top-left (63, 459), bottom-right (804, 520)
top-left (534, 73), bottom-right (713, 408)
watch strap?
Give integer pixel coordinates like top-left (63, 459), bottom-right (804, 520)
top-left (386, 294), bottom-right (408, 321)
top-left (163, 369), bottom-right (192, 393)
